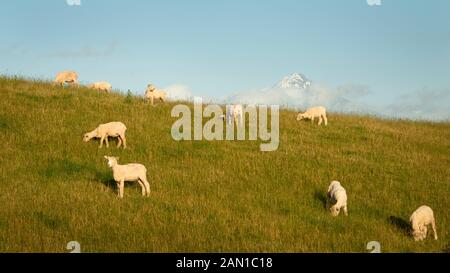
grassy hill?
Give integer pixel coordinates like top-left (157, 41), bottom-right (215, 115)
top-left (0, 76), bottom-right (448, 253)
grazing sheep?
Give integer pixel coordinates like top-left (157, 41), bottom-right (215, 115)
top-left (145, 84), bottom-right (166, 105)
top-left (83, 122), bottom-right (127, 149)
top-left (87, 81), bottom-right (112, 92)
top-left (297, 106), bottom-right (328, 126)
top-left (54, 71), bottom-right (78, 86)
top-left (410, 205), bottom-right (438, 241)
top-left (104, 156), bottom-right (150, 198)
top-left (327, 181), bottom-right (348, 217)
top-left (226, 104), bottom-right (244, 126)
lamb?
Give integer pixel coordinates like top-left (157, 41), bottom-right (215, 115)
top-left (226, 104), bottom-right (244, 126)
top-left (54, 71), bottom-right (78, 86)
top-left (297, 106), bottom-right (328, 126)
top-left (410, 205), bottom-right (438, 241)
top-left (87, 81), bottom-right (112, 92)
top-left (145, 84), bottom-right (166, 105)
top-left (83, 122), bottom-right (127, 149)
top-left (104, 156), bottom-right (150, 198)
top-left (327, 181), bottom-right (348, 217)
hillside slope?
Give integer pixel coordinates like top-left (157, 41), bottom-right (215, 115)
top-left (0, 77), bottom-right (449, 252)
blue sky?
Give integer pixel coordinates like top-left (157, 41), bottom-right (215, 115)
top-left (1, 0), bottom-right (449, 120)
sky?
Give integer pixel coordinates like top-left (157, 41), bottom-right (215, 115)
top-left (1, 0), bottom-right (449, 121)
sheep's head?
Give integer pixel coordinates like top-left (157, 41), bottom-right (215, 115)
top-left (104, 156), bottom-right (119, 168)
top-left (296, 113), bottom-right (305, 121)
top-left (412, 229), bottom-right (424, 241)
top-left (83, 132), bottom-right (95, 142)
top-left (147, 84), bottom-right (156, 92)
top-left (330, 206), bottom-right (340, 217)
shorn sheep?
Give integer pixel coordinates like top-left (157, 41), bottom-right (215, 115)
top-left (327, 181), bottom-right (348, 217)
top-left (104, 156), bottom-right (150, 198)
top-left (226, 104), bottom-right (244, 126)
top-left (87, 81), bottom-right (112, 92)
top-left (54, 71), bottom-right (78, 86)
top-left (83, 122), bottom-right (127, 149)
top-left (145, 84), bottom-right (166, 105)
top-left (410, 205), bottom-right (438, 241)
top-left (297, 106), bottom-right (328, 126)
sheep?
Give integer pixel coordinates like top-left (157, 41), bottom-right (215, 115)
top-left (410, 205), bottom-right (438, 241)
top-left (87, 81), bottom-right (112, 92)
top-left (83, 122), bottom-right (127, 149)
top-left (226, 104), bottom-right (244, 126)
top-left (327, 181), bottom-right (348, 217)
top-left (54, 71), bottom-right (78, 86)
top-left (104, 156), bottom-right (150, 198)
top-left (145, 84), bottom-right (166, 105)
top-left (297, 106), bottom-right (328, 126)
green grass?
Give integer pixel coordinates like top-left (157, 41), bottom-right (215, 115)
top-left (0, 76), bottom-right (449, 253)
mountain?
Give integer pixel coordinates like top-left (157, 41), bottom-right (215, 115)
top-left (275, 73), bottom-right (311, 90)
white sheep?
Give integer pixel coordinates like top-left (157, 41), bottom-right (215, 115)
top-left (327, 181), bottom-right (348, 217)
top-left (297, 106), bottom-right (328, 126)
top-left (104, 156), bottom-right (150, 198)
top-left (226, 104), bottom-right (244, 126)
top-left (83, 122), bottom-right (127, 149)
top-left (410, 205), bottom-right (438, 241)
top-left (145, 84), bottom-right (166, 105)
top-left (54, 71), bottom-right (78, 86)
top-left (87, 81), bottom-right (112, 92)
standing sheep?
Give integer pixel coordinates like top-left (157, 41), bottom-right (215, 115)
top-left (104, 156), bottom-right (150, 198)
top-left (87, 81), bottom-right (112, 92)
top-left (83, 122), bottom-right (127, 149)
top-left (410, 205), bottom-right (438, 241)
top-left (54, 71), bottom-right (79, 86)
top-left (226, 104), bottom-right (244, 126)
top-left (297, 106), bottom-right (328, 126)
top-left (145, 84), bottom-right (166, 105)
top-left (327, 181), bottom-right (348, 217)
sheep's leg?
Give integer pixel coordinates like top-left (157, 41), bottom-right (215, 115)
top-left (99, 135), bottom-right (105, 148)
top-left (120, 134), bottom-right (127, 149)
top-left (431, 219), bottom-right (438, 240)
top-left (343, 206), bottom-right (348, 216)
top-left (105, 137), bottom-right (109, 148)
top-left (117, 137), bottom-right (122, 148)
top-left (151, 96), bottom-right (154, 106)
top-left (137, 180), bottom-right (146, 196)
top-left (318, 117), bottom-right (323, 126)
top-left (141, 177), bottom-right (151, 196)
top-left (311, 117), bottom-right (314, 124)
top-left (118, 180), bottom-right (125, 198)
top-left (323, 114), bottom-right (328, 126)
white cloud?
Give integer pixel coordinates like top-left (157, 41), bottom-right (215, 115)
top-left (336, 84), bottom-right (371, 98)
top-left (225, 83), bottom-right (449, 122)
top-left (226, 83), bottom-right (372, 114)
top-left (385, 88), bottom-right (450, 121)
top-left (164, 84), bottom-right (193, 101)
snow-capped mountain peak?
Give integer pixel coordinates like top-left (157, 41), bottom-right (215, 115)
top-left (276, 73), bottom-right (311, 89)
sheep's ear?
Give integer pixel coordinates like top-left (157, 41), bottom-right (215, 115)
top-left (104, 156), bottom-right (108, 159)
